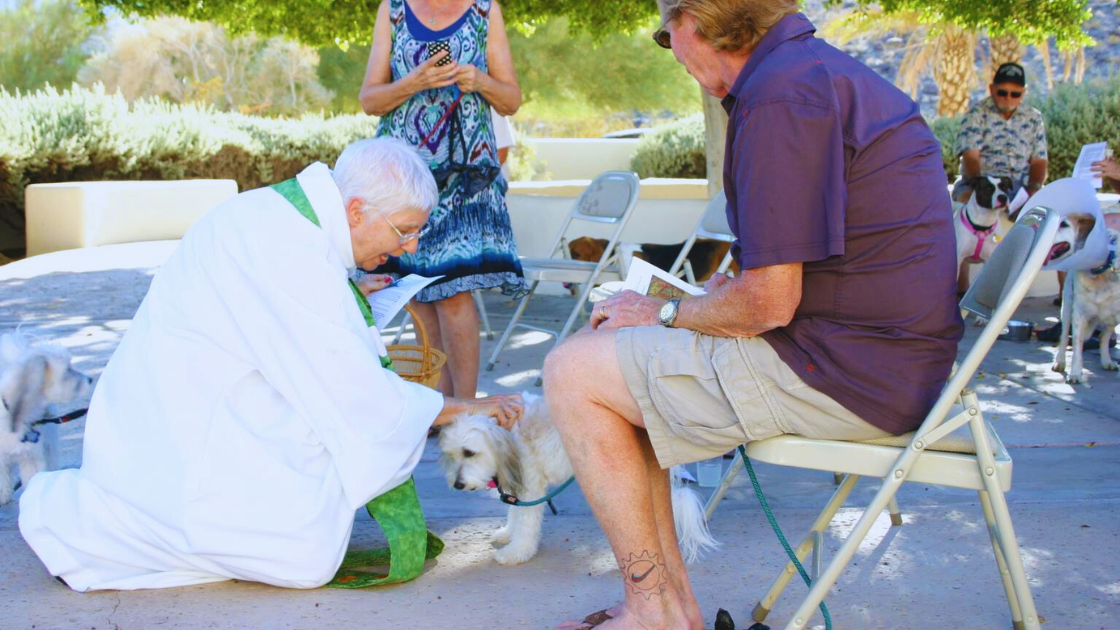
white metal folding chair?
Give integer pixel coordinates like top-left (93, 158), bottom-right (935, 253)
top-left (707, 207), bottom-right (1059, 630)
top-left (485, 171), bottom-right (640, 380)
top-left (667, 190), bottom-right (737, 284)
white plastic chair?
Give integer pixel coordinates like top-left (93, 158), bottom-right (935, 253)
top-left (485, 171), bottom-right (641, 380)
top-left (707, 207), bottom-right (1059, 630)
top-left (668, 190), bottom-right (737, 284)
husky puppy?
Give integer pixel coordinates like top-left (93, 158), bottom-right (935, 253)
top-left (0, 333), bottom-right (93, 504)
top-left (438, 393), bottom-right (718, 566)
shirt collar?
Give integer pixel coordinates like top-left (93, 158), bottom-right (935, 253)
top-left (723, 12), bottom-right (816, 113)
top-left (295, 162), bottom-right (356, 271)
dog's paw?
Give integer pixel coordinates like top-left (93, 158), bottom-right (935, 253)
top-left (1051, 361), bottom-right (1066, 374)
top-left (491, 527), bottom-right (513, 546)
top-left (1066, 372), bottom-right (1083, 384)
top-left (1102, 362), bottom-right (1118, 372)
top-left (493, 543), bottom-right (537, 566)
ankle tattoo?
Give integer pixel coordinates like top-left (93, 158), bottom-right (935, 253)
top-left (620, 551), bottom-right (667, 599)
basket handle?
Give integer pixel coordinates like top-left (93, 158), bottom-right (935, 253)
top-left (403, 303), bottom-right (431, 352)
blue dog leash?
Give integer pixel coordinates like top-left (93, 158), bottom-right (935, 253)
top-left (495, 475), bottom-right (576, 515)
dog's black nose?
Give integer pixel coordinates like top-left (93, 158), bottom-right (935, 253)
top-left (453, 481), bottom-right (465, 490)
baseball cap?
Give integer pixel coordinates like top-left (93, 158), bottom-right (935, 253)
top-left (993, 62), bottom-right (1026, 86)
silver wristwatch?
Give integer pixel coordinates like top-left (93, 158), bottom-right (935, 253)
top-left (658, 298), bottom-right (681, 328)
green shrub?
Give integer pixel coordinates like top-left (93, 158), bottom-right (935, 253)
top-left (928, 115), bottom-right (961, 183)
top-left (630, 114), bottom-right (706, 179)
top-left (0, 84), bottom-right (381, 252)
top-left (927, 78), bottom-right (1120, 184)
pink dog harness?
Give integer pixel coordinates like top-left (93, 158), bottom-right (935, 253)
top-left (960, 208), bottom-right (997, 262)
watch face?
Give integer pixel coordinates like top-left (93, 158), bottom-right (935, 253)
top-left (660, 300), bottom-right (676, 324)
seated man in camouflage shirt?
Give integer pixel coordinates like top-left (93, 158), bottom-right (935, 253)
top-left (953, 62), bottom-right (1048, 201)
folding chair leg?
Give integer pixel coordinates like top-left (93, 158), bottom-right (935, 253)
top-left (473, 290), bottom-right (494, 341)
top-left (979, 490), bottom-right (1025, 629)
top-left (392, 311), bottom-right (412, 345)
top-left (534, 278), bottom-right (601, 387)
top-left (978, 485), bottom-right (1041, 630)
top-left (752, 473), bottom-right (861, 624)
top-left (888, 497), bottom-right (903, 527)
top-left (486, 280), bottom-right (539, 371)
top-left (779, 476), bottom-right (903, 630)
top-left (704, 454), bottom-right (743, 520)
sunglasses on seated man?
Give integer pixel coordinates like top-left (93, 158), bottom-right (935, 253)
top-left (995, 89), bottom-right (1023, 98)
top-left (652, 26), bottom-right (671, 49)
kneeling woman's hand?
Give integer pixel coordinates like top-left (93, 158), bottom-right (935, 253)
top-left (435, 394), bottom-right (524, 430)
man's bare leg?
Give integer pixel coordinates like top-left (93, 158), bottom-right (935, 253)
top-left (543, 330), bottom-right (701, 630)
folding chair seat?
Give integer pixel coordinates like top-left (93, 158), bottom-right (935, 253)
top-left (485, 171), bottom-right (640, 380)
top-left (705, 207), bottom-right (1059, 630)
top-left (668, 189), bottom-right (737, 284)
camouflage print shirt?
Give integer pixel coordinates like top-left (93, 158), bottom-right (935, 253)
top-left (954, 97), bottom-right (1048, 185)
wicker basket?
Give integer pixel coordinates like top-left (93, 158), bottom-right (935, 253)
top-left (387, 304), bottom-right (447, 390)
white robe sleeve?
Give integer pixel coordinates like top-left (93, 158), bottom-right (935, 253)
top-left (200, 212), bottom-right (444, 510)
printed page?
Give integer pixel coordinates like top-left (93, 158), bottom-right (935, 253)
top-left (1073, 142), bottom-right (1108, 189)
top-left (365, 274), bottom-right (443, 330)
top-left (624, 257), bottom-right (707, 299)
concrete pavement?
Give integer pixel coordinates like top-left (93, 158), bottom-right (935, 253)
top-left (1, 241), bottom-right (1118, 630)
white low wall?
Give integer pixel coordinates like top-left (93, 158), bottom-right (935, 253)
top-left (524, 138), bottom-right (641, 181)
top-left (25, 180), bottom-right (238, 257)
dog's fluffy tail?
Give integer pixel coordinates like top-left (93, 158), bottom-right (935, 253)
top-left (671, 483), bottom-right (719, 564)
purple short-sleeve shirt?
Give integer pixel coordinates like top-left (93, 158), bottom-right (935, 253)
top-left (724, 13), bottom-right (964, 434)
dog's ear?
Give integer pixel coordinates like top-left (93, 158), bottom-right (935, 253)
top-left (486, 424), bottom-right (524, 496)
top-left (3, 356), bottom-right (49, 433)
top-left (999, 176), bottom-right (1014, 193)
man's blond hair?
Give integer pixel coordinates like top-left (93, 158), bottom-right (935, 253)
top-left (660, 0), bottom-right (800, 53)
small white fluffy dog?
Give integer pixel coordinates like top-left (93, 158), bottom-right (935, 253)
top-left (0, 333), bottom-right (93, 504)
top-left (439, 393), bottom-right (718, 566)
top-left (1049, 214), bottom-right (1120, 384)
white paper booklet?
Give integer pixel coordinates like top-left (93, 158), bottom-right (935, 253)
top-left (365, 274), bottom-right (443, 330)
top-left (591, 257), bottom-right (707, 303)
top-left (1073, 141), bottom-right (1109, 189)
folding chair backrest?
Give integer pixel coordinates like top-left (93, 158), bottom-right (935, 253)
top-left (550, 171), bottom-right (640, 263)
top-left (697, 190), bottom-right (733, 240)
top-left (921, 206), bottom-right (1060, 433)
top-left (669, 190), bottom-right (735, 279)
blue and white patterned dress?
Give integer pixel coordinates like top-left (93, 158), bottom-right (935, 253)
top-left (375, 0), bottom-right (527, 302)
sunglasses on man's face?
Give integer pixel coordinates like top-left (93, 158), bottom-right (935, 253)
top-left (996, 89), bottom-right (1023, 98)
top-left (652, 27), bottom-right (671, 49)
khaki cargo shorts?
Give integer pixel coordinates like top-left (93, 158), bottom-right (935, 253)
top-left (615, 326), bottom-right (890, 468)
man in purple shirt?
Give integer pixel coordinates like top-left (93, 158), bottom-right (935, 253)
top-left (543, 2), bottom-right (963, 629)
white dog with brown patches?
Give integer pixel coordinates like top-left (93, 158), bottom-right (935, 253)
top-left (438, 393), bottom-right (717, 566)
top-left (1049, 211), bottom-right (1120, 384)
top-left (0, 333), bottom-right (93, 504)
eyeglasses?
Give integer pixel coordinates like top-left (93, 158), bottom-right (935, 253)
top-left (995, 89), bottom-right (1023, 98)
top-left (652, 27), bottom-right (671, 49)
top-left (382, 213), bottom-right (430, 245)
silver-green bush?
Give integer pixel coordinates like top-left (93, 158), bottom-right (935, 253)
top-left (0, 84), bottom-right (380, 252)
top-left (629, 113), bottom-right (706, 179)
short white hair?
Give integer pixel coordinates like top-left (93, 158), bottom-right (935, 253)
top-left (332, 138), bottom-right (439, 217)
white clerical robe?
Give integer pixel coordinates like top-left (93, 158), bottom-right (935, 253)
top-left (19, 163), bottom-right (444, 591)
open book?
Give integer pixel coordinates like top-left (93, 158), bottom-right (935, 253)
top-left (364, 274), bottom-right (443, 330)
top-left (591, 257), bottom-right (706, 303)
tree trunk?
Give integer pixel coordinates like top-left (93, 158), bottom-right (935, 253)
top-left (933, 25), bottom-right (976, 117)
top-left (702, 89), bottom-right (727, 198)
top-left (988, 33), bottom-right (1024, 69)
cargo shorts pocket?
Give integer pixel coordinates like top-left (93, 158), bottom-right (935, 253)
top-left (710, 340), bottom-right (788, 442)
top-left (646, 345), bottom-right (750, 447)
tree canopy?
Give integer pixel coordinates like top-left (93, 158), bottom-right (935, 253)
top-left (828, 0), bottom-right (1093, 48)
top-left (79, 0), bottom-right (658, 47)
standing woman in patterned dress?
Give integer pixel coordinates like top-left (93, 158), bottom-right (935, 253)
top-left (360, 0), bottom-right (527, 398)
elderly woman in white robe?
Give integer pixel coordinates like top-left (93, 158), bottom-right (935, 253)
top-left (18, 138), bottom-right (523, 591)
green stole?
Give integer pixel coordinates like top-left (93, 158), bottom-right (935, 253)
top-left (270, 177), bottom-right (443, 588)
